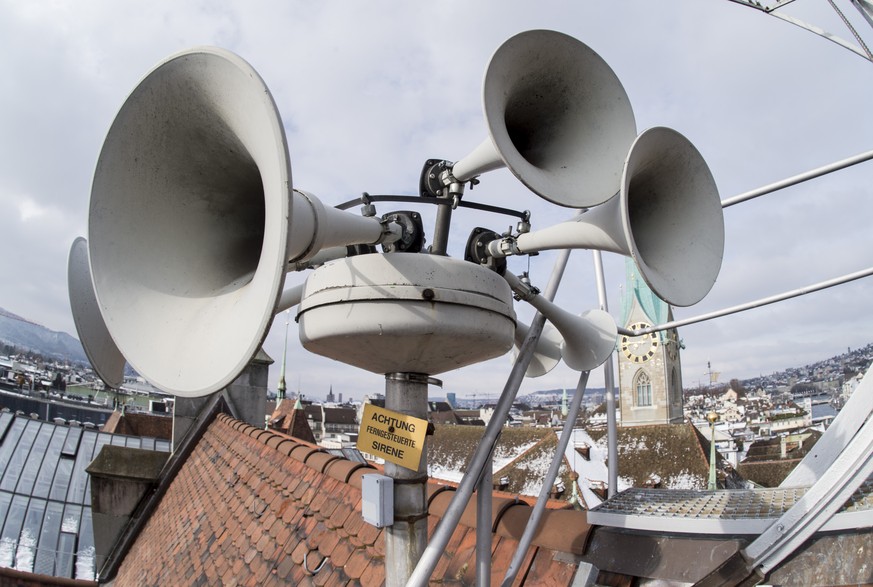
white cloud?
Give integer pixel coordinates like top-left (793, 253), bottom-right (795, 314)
top-left (17, 197), bottom-right (48, 222)
top-left (1, 0), bottom-right (871, 401)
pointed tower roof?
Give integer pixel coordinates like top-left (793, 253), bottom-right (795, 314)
top-left (620, 258), bottom-right (670, 338)
top-left (267, 395), bottom-right (317, 444)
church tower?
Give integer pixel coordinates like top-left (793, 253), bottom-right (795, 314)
top-left (617, 259), bottom-right (684, 426)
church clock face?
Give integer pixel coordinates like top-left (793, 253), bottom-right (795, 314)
top-left (621, 322), bottom-right (659, 363)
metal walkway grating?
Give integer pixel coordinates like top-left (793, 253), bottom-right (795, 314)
top-left (587, 481), bottom-right (873, 534)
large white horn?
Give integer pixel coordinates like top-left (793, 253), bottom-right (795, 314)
top-left (87, 47), bottom-right (387, 397)
top-left (67, 237), bottom-right (125, 389)
top-left (513, 321), bottom-right (563, 378)
top-left (504, 272), bottom-right (617, 372)
top-left (451, 29), bottom-right (636, 208)
top-left (497, 127), bottom-right (725, 307)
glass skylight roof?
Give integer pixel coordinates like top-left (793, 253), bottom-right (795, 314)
top-left (0, 410), bottom-right (170, 580)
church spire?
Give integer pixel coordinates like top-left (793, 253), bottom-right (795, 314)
top-left (620, 258), bottom-right (668, 331)
top-left (277, 310), bottom-right (290, 406)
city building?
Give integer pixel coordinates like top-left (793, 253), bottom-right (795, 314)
top-left (617, 260), bottom-right (684, 426)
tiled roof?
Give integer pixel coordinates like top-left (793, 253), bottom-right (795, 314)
top-left (430, 426), bottom-right (553, 476)
top-left (112, 413), bottom-right (594, 586)
top-left (268, 400), bottom-right (316, 444)
top-left (304, 404), bottom-right (322, 422)
top-left (492, 431), bottom-right (573, 499)
top-left (427, 401), bottom-right (454, 413)
top-left (427, 410), bottom-right (462, 425)
top-left (323, 407), bottom-right (357, 425)
top-left (101, 411), bottom-right (172, 440)
top-left (589, 422), bottom-right (714, 489)
top-left (737, 430), bottom-right (822, 487)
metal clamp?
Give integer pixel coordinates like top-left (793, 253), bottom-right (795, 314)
top-left (303, 549), bottom-right (328, 575)
top-left (384, 373), bottom-right (443, 388)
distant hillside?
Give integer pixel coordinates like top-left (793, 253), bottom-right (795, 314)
top-left (520, 386), bottom-right (608, 404)
top-left (0, 307), bottom-right (87, 363)
top-left (0, 307), bottom-right (36, 324)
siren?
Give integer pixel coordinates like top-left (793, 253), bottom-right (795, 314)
top-left (296, 253), bottom-right (516, 376)
top-left (67, 237), bottom-right (125, 389)
top-left (504, 272), bottom-right (617, 372)
top-left (448, 29), bottom-right (637, 208)
top-left (86, 47), bottom-right (399, 397)
top-left (512, 321), bottom-right (562, 377)
top-left (489, 127), bottom-right (725, 307)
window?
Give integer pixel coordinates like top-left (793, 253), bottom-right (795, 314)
top-left (635, 371), bottom-right (653, 407)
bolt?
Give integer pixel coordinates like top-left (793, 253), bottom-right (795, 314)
top-left (422, 288), bottom-right (435, 301)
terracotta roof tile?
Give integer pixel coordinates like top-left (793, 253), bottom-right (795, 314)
top-left (359, 555), bottom-right (385, 585)
top-left (342, 547), bottom-right (372, 580)
top-left (327, 500), bottom-right (354, 530)
top-left (365, 539), bottom-right (385, 560)
top-left (291, 444), bottom-right (320, 462)
top-left (328, 535), bottom-right (355, 568)
top-left (310, 481), bottom-right (334, 512)
top-left (326, 459), bottom-right (367, 483)
top-left (306, 450), bottom-right (340, 472)
top-left (274, 554), bottom-right (296, 580)
top-left (342, 502), bottom-right (366, 536)
top-left (355, 517), bottom-right (381, 547)
top-left (430, 524), bottom-right (471, 580)
top-left (442, 525), bottom-right (479, 583)
top-left (346, 466), bottom-right (372, 489)
top-left (276, 437), bottom-right (298, 455)
top-left (111, 413), bottom-right (596, 586)
top-left (313, 566), bottom-right (337, 586)
top-left (491, 535), bottom-right (534, 587)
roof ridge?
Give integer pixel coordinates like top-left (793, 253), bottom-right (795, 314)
top-left (112, 413), bottom-right (595, 585)
top-left (219, 413), bottom-right (381, 483)
top-left (219, 414), bottom-right (590, 533)
top-left (492, 428), bottom-right (557, 479)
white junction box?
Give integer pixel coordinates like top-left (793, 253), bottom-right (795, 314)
top-left (361, 474), bottom-right (394, 528)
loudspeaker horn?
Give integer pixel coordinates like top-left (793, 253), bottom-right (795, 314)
top-left (451, 29), bottom-right (636, 208)
top-left (513, 321), bottom-right (562, 378)
top-left (504, 272), bottom-right (617, 372)
top-left (493, 126), bottom-right (725, 307)
top-left (87, 47), bottom-right (392, 397)
top-left (68, 237), bottom-right (125, 389)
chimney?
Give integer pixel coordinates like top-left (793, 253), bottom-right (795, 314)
top-left (87, 445), bottom-right (169, 570)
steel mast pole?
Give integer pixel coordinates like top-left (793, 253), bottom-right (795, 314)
top-left (593, 251), bottom-right (619, 496)
top-left (476, 457), bottom-right (492, 586)
top-left (384, 372), bottom-right (431, 587)
top-left (406, 249), bottom-right (572, 587)
top-left (500, 370), bottom-right (590, 586)
top-left (707, 411), bottom-right (719, 490)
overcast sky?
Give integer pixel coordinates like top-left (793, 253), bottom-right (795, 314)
top-left (1, 1), bottom-right (871, 402)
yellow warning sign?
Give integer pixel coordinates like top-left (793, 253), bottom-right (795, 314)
top-left (357, 403), bottom-right (427, 470)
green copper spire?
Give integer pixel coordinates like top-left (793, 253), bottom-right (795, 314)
top-left (620, 258), bottom-right (669, 341)
top-left (277, 310), bottom-right (290, 405)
